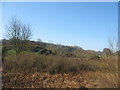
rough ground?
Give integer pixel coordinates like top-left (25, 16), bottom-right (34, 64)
top-left (2, 71), bottom-right (118, 88)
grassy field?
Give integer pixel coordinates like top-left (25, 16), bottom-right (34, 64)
top-left (2, 51), bottom-right (118, 88)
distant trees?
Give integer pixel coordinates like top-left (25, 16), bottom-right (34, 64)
top-left (7, 17), bottom-right (32, 55)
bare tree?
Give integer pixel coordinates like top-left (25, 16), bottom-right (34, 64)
top-left (21, 24), bottom-right (32, 51)
top-left (7, 17), bottom-right (32, 55)
top-left (108, 37), bottom-right (118, 53)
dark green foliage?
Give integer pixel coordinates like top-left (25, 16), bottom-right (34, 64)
top-left (39, 49), bottom-right (52, 55)
top-left (45, 50), bottom-right (52, 55)
top-left (39, 49), bottom-right (47, 54)
top-left (32, 46), bottom-right (43, 52)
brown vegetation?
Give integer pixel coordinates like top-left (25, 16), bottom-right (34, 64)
top-left (2, 50), bottom-right (118, 88)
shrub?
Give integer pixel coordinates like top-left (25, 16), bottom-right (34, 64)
top-left (3, 51), bottom-right (117, 74)
top-left (3, 52), bottom-right (38, 72)
top-left (38, 49), bottom-right (52, 55)
top-left (6, 50), bottom-right (16, 56)
top-left (47, 56), bottom-right (66, 74)
top-left (3, 53), bottom-right (96, 73)
top-left (39, 49), bottom-right (47, 54)
top-left (32, 55), bottom-right (48, 69)
top-left (3, 56), bottom-right (17, 72)
top-left (32, 46), bottom-right (43, 52)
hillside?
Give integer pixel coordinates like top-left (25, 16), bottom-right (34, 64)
top-left (2, 39), bottom-right (103, 58)
top-left (1, 39), bottom-right (118, 88)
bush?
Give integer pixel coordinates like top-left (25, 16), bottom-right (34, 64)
top-left (32, 46), bottom-right (43, 52)
top-left (32, 55), bottom-right (48, 69)
top-left (47, 56), bottom-right (66, 74)
top-left (3, 53), bottom-right (96, 73)
top-left (39, 49), bottom-right (52, 55)
top-left (6, 50), bottom-right (16, 56)
top-left (3, 51), bottom-right (116, 73)
top-left (3, 56), bottom-right (17, 72)
top-left (3, 52), bottom-right (38, 72)
top-left (39, 49), bottom-right (47, 54)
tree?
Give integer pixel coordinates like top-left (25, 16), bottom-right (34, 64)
top-left (108, 37), bottom-right (117, 53)
top-left (7, 17), bottom-right (32, 55)
top-left (21, 23), bottom-right (32, 51)
top-left (103, 48), bottom-right (112, 56)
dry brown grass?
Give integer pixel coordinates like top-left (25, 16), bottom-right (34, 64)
top-left (2, 52), bottom-right (118, 88)
top-left (3, 71), bottom-right (118, 88)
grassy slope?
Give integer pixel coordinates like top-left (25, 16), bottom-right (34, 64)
top-left (2, 40), bottom-right (118, 88)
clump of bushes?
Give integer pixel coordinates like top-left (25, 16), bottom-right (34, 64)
top-left (3, 52), bottom-right (37, 72)
top-left (3, 52), bottom-right (100, 73)
top-left (6, 50), bottom-right (16, 56)
top-left (39, 49), bottom-right (52, 55)
top-left (3, 50), bottom-right (117, 73)
top-left (32, 46), bottom-right (53, 55)
top-left (32, 46), bottom-right (43, 52)
top-left (3, 56), bottom-right (17, 72)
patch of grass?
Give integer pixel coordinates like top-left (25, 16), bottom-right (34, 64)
top-left (3, 51), bottom-right (117, 74)
top-left (6, 50), bottom-right (16, 56)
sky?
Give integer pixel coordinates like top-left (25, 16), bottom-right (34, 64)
top-left (2, 2), bottom-right (118, 51)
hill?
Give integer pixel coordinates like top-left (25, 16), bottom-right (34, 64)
top-left (1, 39), bottom-right (118, 88)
